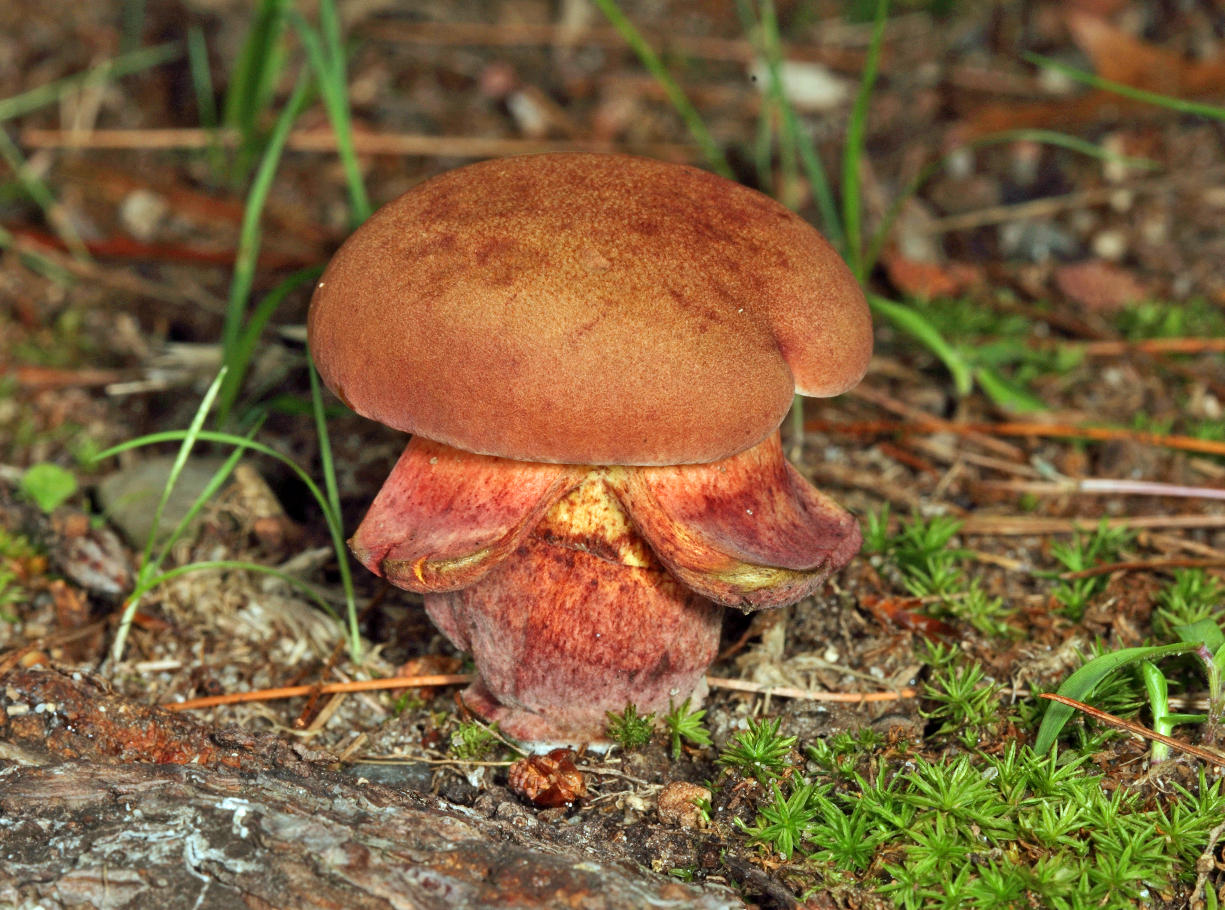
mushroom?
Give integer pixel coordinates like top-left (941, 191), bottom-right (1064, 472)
top-left (308, 153), bottom-right (871, 743)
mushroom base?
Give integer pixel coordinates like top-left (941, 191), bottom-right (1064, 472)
top-left (424, 476), bottom-right (722, 743)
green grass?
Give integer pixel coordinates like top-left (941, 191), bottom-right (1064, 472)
top-left (24, 0), bottom-right (374, 664)
top-left (591, 0), bottom-right (733, 179)
top-left (19, 463), bottom-right (78, 514)
top-left (920, 643), bottom-right (1004, 746)
top-left (664, 697), bottom-right (712, 759)
top-left (1115, 298), bottom-right (1225, 341)
top-left (0, 528), bottom-right (42, 621)
top-left (864, 508), bottom-right (1018, 638)
top-left (605, 703), bottom-right (656, 750)
top-left (722, 724), bottom-right (1225, 906)
top-left (93, 368), bottom-right (361, 662)
top-left (1046, 521), bottom-right (1134, 619)
top-left (449, 718), bottom-right (503, 761)
top-left (718, 715), bottom-right (797, 782)
top-left (1154, 569), bottom-right (1225, 635)
top-left (219, 0), bottom-right (290, 184)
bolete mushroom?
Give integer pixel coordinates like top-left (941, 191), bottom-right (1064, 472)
top-left (308, 153), bottom-right (871, 743)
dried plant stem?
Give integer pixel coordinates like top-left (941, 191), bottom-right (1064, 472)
top-left (1074, 337), bottom-right (1225, 356)
top-left (706, 676), bottom-right (916, 702)
top-left (1038, 693), bottom-right (1225, 767)
top-left (1058, 557), bottom-right (1225, 580)
top-left (920, 163), bottom-right (1225, 234)
top-left (961, 514), bottom-right (1225, 536)
top-left (978, 478), bottom-right (1225, 501)
top-left (20, 127), bottom-right (697, 161)
top-left (165, 674), bottom-right (916, 713)
top-left (812, 409), bottom-right (1225, 460)
top-left (163, 674), bottom-right (475, 712)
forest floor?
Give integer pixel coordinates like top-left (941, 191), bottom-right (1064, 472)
top-left (2, 1), bottom-right (1225, 908)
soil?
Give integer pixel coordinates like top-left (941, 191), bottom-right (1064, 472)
top-left (2, 1), bottom-right (1225, 908)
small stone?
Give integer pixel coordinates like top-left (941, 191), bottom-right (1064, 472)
top-left (657, 781), bottom-right (711, 829)
top-left (119, 189), bottom-right (169, 242)
top-left (748, 59), bottom-right (848, 112)
top-left (97, 456), bottom-right (230, 547)
top-left (1092, 229), bottom-right (1128, 261)
top-left (998, 220), bottom-right (1079, 263)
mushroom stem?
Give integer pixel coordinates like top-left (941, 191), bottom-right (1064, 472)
top-left (425, 475), bottom-right (721, 742)
top-left (347, 433), bottom-right (861, 743)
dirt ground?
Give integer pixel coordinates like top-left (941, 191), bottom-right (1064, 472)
top-left (2, 1), bottom-right (1225, 908)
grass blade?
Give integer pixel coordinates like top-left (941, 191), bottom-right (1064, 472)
top-left (743, 0), bottom-right (843, 247)
top-left (221, 0), bottom-right (289, 178)
top-left (216, 265), bottom-right (322, 422)
top-left (94, 423), bottom-right (361, 660)
top-left (1034, 641), bottom-right (1201, 753)
top-left (187, 25), bottom-right (225, 178)
top-left (841, 0), bottom-right (888, 279)
top-left (0, 43), bottom-right (179, 124)
top-left (149, 426), bottom-right (260, 574)
top-left (288, 2), bottom-right (372, 223)
top-left (108, 369), bottom-right (227, 661)
top-left (590, 0), bottom-right (734, 179)
top-left (974, 365), bottom-right (1047, 414)
top-left (0, 129), bottom-right (91, 262)
top-left (95, 430), bottom-right (340, 537)
top-left (218, 70), bottom-right (313, 423)
top-left (868, 293), bottom-right (973, 395)
top-left (1026, 52), bottom-right (1225, 122)
top-left (310, 362), bottom-right (360, 659)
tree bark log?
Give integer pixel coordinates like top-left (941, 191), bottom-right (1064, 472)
top-left (0, 666), bottom-right (740, 910)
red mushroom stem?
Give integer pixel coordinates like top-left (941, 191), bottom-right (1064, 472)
top-left (350, 433), bottom-right (859, 743)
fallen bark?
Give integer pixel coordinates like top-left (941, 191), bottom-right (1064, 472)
top-left (0, 666), bottom-right (740, 910)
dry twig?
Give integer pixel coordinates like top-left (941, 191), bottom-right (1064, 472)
top-left (1038, 693), bottom-right (1225, 767)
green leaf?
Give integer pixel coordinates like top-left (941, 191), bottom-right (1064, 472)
top-left (841, 0), bottom-right (888, 277)
top-left (868, 294), bottom-right (973, 395)
top-left (1034, 642), bottom-right (1201, 753)
top-left (1026, 52), bottom-right (1225, 123)
top-left (974, 365), bottom-right (1047, 413)
top-left (1175, 619), bottom-right (1225, 653)
top-left (20, 463), bottom-right (78, 513)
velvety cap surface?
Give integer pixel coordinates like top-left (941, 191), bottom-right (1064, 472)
top-left (308, 153), bottom-right (871, 465)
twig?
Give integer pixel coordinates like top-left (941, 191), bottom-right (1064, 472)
top-left (1038, 693), bottom-right (1225, 767)
top-left (1192, 819), bottom-right (1225, 907)
top-left (980, 422), bottom-right (1225, 459)
top-left (706, 675), bottom-right (916, 703)
top-left (920, 163), bottom-right (1225, 234)
top-left (5, 365), bottom-right (132, 390)
top-left (5, 230), bottom-right (226, 312)
top-left (1074, 337), bottom-right (1225, 357)
top-left (164, 672), bottom-right (916, 713)
top-left (810, 413), bottom-right (1225, 460)
top-left (845, 386), bottom-right (1027, 460)
top-left (163, 674), bottom-right (473, 711)
top-left (977, 478), bottom-right (1225, 502)
top-left (1059, 557), bottom-right (1225, 581)
top-left (20, 127), bottom-right (697, 162)
top-left (961, 514), bottom-right (1225, 536)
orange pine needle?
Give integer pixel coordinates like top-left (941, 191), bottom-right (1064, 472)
top-left (1039, 693), bottom-right (1225, 766)
top-left (163, 674), bottom-right (473, 711)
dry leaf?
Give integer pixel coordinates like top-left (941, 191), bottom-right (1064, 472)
top-left (1054, 260), bottom-right (1149, 313)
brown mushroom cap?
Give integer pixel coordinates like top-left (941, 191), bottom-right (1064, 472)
top-left (308, 153), bottom-right (871, 466)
